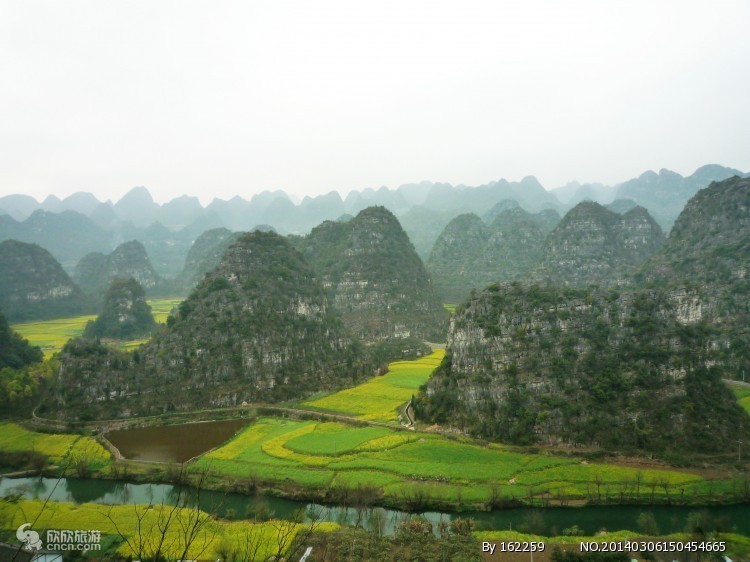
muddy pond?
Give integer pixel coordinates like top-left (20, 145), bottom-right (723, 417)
top-left (104, 418), bottom-right (249, 462)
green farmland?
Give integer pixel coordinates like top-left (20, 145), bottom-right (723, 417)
top-left (0, 422), bottom-right (110, 470)
top-left (2, 344), bottom-right (748, 518)
top-left (147, 298), bottom-right (182, 324)
top-left (303, 350), bottom-right (443, 422)
top-left (730, 383), bottom-right (750, 415)
top-left (195, 416), bottom-right (731, 509)
top-left (11, 298), bottom-right (180, 357)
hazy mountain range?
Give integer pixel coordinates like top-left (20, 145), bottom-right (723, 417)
top-left (0, 164), bottom-right (745, 275)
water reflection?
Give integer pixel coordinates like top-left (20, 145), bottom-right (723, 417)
top-left (1, 476), bottom-right (749, 537)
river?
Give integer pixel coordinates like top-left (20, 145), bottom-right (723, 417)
top-left (1, 476), bottom-right (748, 537)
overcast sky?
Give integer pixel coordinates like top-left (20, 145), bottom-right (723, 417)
top-left (1, 1), bottom-right (749, 205)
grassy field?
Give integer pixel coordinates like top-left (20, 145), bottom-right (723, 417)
top-left (11, 298), bottom-right (181, 357)
top-left (443, 304), bottom-right (456, 314)
top-left (12, 314), bottom-right (97, 358)
top-left (0, 499), bottom-right (332, 560)
top-left (302, 350), bottom-right (444, 422)
top-left (195, 416), bottom-right (724, 508)
top-left (730, 383), bottom-right (750, 415)
top-left (0, 422), bottom-right (110, 470)
top-left (148, 298), bottom-right (182, 324)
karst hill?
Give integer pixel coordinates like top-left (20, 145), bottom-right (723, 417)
top-left (295, 206), bottom-right (447, 360)
top-left (83, 278), bottom-right (157, 340)
top-left (51, 232), bottom-right (369, 419)
top-left (74, 240), bottom-right (159, 298)
top-left (427, 207), bottom-right (559, 303)
top-left (415, 177), bottom-right (750, 455)
top-left (179, 227), bottom-right (242, 292)
top-left (0, 239), bottom-right (89, 321)
top-left (531, 201), bottom-right (665, 287)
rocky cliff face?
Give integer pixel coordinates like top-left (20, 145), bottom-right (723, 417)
top-left (0, 240), bottom-right (89, 321)
top-left (415, 283), bottom-right (749, 453)
top-left (639, 175), bottom-right (750, 375)
top-left (83, 278), bottom-right (156, 340)
top-left (296, 206), bottom-right (447, 359)
top-left (532, 202), bottom-right (664, 287)
top-left (52, 232), bottom-right (369, 419)
top-left (179, 228), bottom-right (242, 292)
top-left (644, 176), bottom-right (750, 287)
top-left (427, 208), bottom-right (560, 303)
top-left (74, 240), bottom-right (159, 298)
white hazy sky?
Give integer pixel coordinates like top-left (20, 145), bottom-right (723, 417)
top-left (1, 1), bottom-right (749, 205)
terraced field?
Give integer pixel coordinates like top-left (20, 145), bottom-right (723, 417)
top-left (303, 350), bottom-right (444, 422)
top-left (0, 422), bottom-right (110, 470)
top-left (196, 417), bottom-right (718, 506)
top-left (11, 298), bottom-right (180, 357)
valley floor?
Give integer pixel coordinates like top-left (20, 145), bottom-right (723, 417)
top-left (9, 298), bottom-right (180, 358)
top-left (2, 346), bottom-right (750, 559)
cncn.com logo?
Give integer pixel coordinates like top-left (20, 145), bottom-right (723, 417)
top-left (46, 542), bottom-right (102, 552)
top-left (16, 524), bottom-right (102, 552)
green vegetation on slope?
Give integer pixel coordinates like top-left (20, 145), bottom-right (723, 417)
top-left (0, 359), bottom-right (58, 418)
top-left (0, 311), bottom-right (42, 369)
top-left (83, 278), bottom-right (157, 340)
top-left (303, 350), bottom-right (443, 422)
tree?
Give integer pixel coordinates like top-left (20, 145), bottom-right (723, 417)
top-left (104, 465), bottom-right (217, 561)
